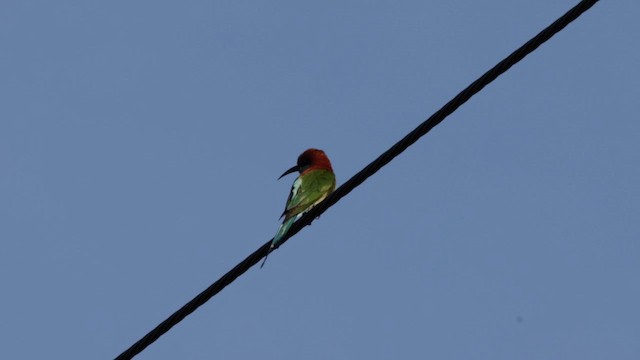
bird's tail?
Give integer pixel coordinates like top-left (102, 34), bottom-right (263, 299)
top-left (272, 216), bottom-right (298, 248)
top-left (260, 245), bottom-right (272, 268)
top-left (260, 215), bottom-right (301, 268)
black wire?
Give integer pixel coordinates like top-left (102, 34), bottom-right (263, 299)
top-left (115, 1), bottom-right (599, 358)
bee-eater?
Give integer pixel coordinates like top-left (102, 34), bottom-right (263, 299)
top-left (261, 148), bottom-right (336, 268)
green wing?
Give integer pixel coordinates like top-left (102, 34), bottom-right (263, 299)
top-left (282, 169), bottom-right (335, 221)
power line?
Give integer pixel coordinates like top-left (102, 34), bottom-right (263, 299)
top-left (115, 1), bottom-right (600, 358)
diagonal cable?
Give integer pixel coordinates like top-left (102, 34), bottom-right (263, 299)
top-left (115, 1), bottom-right (599, 358)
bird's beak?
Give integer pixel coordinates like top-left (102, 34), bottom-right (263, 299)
top-left (278, 165), bottom-right (300, 180)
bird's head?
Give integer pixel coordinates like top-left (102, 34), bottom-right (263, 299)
top-left (278, 148), bottom-right (333, 179)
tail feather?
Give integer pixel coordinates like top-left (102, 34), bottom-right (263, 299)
top-left (272, 216), bottom-right (297, 248)
top-left (260, 214), bottom-right (302, 269)
top-left (260, 245), bottom-right (272, 268)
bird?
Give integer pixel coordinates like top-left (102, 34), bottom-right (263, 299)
top-left (261, 148), bottom-right (336, 268)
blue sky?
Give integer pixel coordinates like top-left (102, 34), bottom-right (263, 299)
top-left (1, 1), bottom-right (639, 359)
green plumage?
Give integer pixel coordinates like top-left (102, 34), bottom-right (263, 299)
top-left (261, 148), bottom-right (335, 269)
top-left (274, 168), bottom-right (336, 247)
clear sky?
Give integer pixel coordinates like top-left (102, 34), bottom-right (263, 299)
top-left (1, 1), bottom-right (638, 359)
